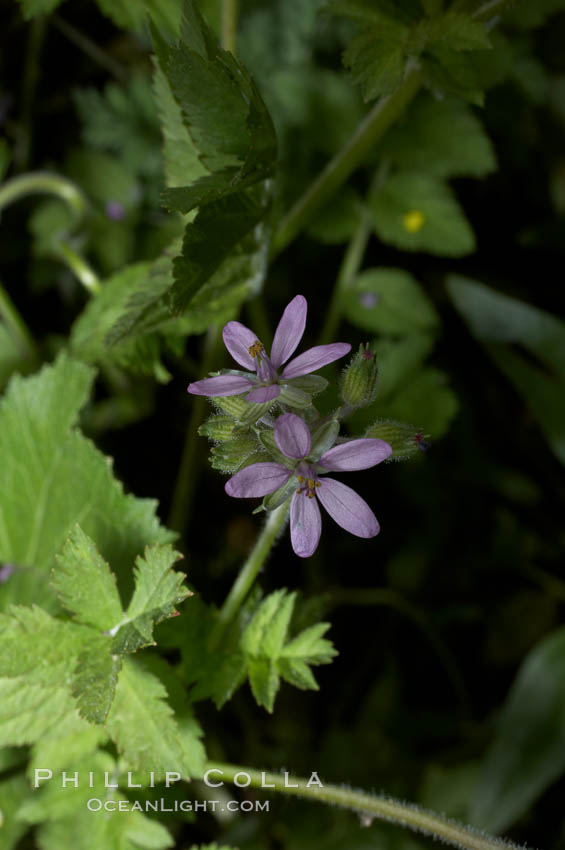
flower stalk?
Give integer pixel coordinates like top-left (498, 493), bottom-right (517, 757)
top-left (206, 761), bottom-right (533, 850)
top-left (208, 501), bottom-right (290, 650)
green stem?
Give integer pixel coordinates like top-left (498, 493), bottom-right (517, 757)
top-left (317, 208), bottom-right (371, 346)
top-left (0, 172), bottom-right (101, 295)
top-left (270, 67), bottom-right (422, 259)
top-left (15, 15), bottom-right (48, 172)
top-left (0, 280), bottom-right (38, 363)
top-left (221, 0), bottom-right (238, 53)
top-left (206, 762), bottom-right (532, 850)
top-left (56, 242), bottom-right (101, 295)
top-left (53, 15), bottom-right (128, 81)
top-left (167, 327), bottom-right (221, 534)
top-left (0, 172), bottom-right (87, 221)
top-left (208, 501), bottom-right (290, 649)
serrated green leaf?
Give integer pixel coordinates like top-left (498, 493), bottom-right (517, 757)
top-left (29, 714), bottom-right (107, 778)
top-left (111, 544), bottom-right (189, 654)
top-left (53, 525), bottom-right (123, 630)
top-left (0, 356), bottom-right (172, 594)
top-left (106, 657), bottom-right (205, 779)
top-left (342, 24), bottom-right (408, 102)
top-left (371, 172), bottom-right (475, 256)
top-left (344, 267), bottom-right (440, 334)
top-left (152, 60), bottom-right (209, 189)
top-left (471, 628), bottom-right (565, 832)
top-left (0, 604), bottom-right (92, 685)
top-left (280, 622), bottom-right (335, 662)
top-left (424, 12), bottom-right (491, 52)
top-left (71, 641), bottom-right (123, 723)
top-left (382, 95), bottom-right (496, 178)
top-left (0, 678), bottom-right (80, 747)
top-left (240, 589), bottom-right (291, 655)
top-left (170, 191), bottom-right (266, 313)
top-left (278, 657), bottom-right (319, 690)
top-left (247, 657), bottom-right (280, 712)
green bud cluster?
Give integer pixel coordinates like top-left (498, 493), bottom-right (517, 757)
top-left (339, 344), bottom-right (378, 408)
top-left (365, 418), bottom-right (429, 461)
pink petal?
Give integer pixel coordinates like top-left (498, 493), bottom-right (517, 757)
top-left (290, 491), bottom-right (322, 558)
top-left (245, 385), bottom-right (281, 403)
top-left (270, 295), bottom-right (307, 369)
top-left (317, 478), bottom-right (379, 538)
top-left (281, 343), bottom-right (352, 379)
top-left (187, 375), bottom-right (254, 396)
top-left (225, 463), bottom-right (291, 498)
top-left (319, 439), bottom-right (392, 472)
top-left (223, 321), bottom-right (259, 370)
top-left (274, 413), bottom-right (311, 459)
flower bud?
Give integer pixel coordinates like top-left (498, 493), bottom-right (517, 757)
top-left (213, 396), bottom-right (274, 426)
top-left (364, 418), bottom-right (429, 461)
top-left (209, 435), bottom-right (261, 472)
top-left (198, 416), bottom-right (236, 441)
top-left (339, 344), bottom-right (378, 408)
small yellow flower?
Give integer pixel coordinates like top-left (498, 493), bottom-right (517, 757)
top-left (403, 210), bottom-right (426, 233)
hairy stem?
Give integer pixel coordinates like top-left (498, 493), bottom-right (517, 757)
top-left (206, 762), bottom-right (533, 850)
top-left (53, 15), bottom-right (128, 81)
top-left (317, 208), bottom-right (371, 346)
top-left (56, 242), bottom-right (101, 294)
top-left (270, 68), bottom-right (422, 259)
top-left (208, 501), bottom-right (290, 649)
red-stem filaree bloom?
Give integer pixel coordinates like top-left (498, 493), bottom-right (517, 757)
top-left (225, 413), bottom-right (392, 558)
top-left (187, 295), bottom-right (351, 403)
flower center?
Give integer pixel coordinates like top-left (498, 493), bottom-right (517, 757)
top-left (248, 340), bottom-right (265, 358)
top-left (296, 474), bottom-right (321, 499)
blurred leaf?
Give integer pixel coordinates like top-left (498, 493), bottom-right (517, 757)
top-left (67, 150), bottom-right (140, 213)
top-left (382, 95), bottom-right (496, 178)
top-left (448, 275), bottom-right (565, 463)
top-left (344, 267), bottom-right (440, 334)
top-left (73, 75), bottom-right (162, 179)
top-left (447, 275), bottom-right (565, 381)
top-left (342, 19), bottom-right (409, 102)
top-left (15, 0), bottom-right (62, 19)
top-left (471, 627), bottom-right (565, 832)
top-left (371, 173), bottom-right (475, 256)
top-left (307, 187), bottom-right (363, 244)
top-left (506, 0), bottom-right (565, 29)
top-left (0, 356), bottom-right (172, 586)
top-left (95, 0), bottom-right (182, 35)
top-left (0, 774), bottom-right (31, 850)
top-left (374, 367), bottom-right (459, 438)
top-left (421, 12), bottom-right (491, 52)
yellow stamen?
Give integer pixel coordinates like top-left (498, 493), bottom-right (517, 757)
top-left (403, 210), bottom-right (426, 233)
top-left (248, 340), bottom-right (264, 358)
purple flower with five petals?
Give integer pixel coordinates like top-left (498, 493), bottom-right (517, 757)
top-left (225, 413), bottom-right (392, 558)
top-left (187, 295), bottom-right (351, 404)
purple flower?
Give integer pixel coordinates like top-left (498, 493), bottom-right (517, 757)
top-left (105, 200), bottom-right (125, 221)
top-left (187, 295), bottom-right (351, 404)
top-left (225, 413), bottom-right (392, 558)
top-left (0, 563), bottom-right (15, 583)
